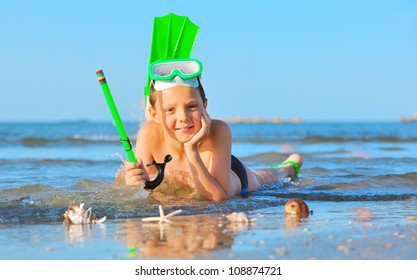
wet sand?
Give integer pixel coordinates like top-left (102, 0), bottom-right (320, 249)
top-left (1, 200), bottom-right (417, 260)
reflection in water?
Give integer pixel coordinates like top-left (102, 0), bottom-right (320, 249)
top-left (116, 214), bottom-right (241, 259)
top-left (284, 214), bottom-right (309, 230)
top-left (61, 207), bottom-right (315, 259)
top-left (64, 223), bottom-right (106, 246)
top-left (353, 207), bottom-right (374, 227)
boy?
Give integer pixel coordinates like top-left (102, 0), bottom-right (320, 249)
top-left (124, 59), bottom-right (302, 201)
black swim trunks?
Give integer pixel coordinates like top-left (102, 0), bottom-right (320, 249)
top-left (231, 155), bottom-right (249, 197)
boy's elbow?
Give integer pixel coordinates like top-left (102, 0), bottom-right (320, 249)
top-left (210, 192), bottom-right (230, 202)
top-left (211, 196), bottom-right (228, 202)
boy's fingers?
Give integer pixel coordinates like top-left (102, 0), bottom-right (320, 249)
top-left (125, 161), bottom-right (135, 167)
top-left (136, 157), bottom-right (144, 168)
top-left (202, 109), bottom-right (211, 133)
top-left (203, 108), bottom-right (211, 121)
top-left (125, 162), bottom-right (138, 170)
top-left (129, 169), bottom-right (142, 176)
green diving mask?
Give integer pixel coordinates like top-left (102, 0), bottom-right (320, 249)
top-left (149, 59), bottom-right (203, 90)
top-left (149, 59), bottom-right (203, 81)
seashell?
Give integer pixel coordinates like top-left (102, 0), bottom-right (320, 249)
top-left (63, 201), bottom-right (106, 224)
top-left (284, 198), bottom-right (309, 216)
top-left (226, 212), bottom-right (256, 223)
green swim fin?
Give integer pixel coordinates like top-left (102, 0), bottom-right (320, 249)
top-left (144, 13), bottom-right (200, 103)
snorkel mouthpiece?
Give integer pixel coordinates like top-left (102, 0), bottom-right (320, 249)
top-left (144, 155), bottom-right (173, 189)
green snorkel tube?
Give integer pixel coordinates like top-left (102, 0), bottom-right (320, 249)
top-left (96, 70), bottom-right (136, 163)
top-left (96, 70), bottom-right (172, 189)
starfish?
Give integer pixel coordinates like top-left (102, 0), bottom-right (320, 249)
top-left (142, 205), bottom-right (182, 224)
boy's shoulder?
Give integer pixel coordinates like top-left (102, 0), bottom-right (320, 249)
top-left (210, 119), bottom-right (231, 137)
top-left (137, 120), bottom-right (162, 140)
top-left (212, 119), bottom-right (230, 130)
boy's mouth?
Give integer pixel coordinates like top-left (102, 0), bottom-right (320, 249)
top-left (175, 125), bottom-right (194, 132)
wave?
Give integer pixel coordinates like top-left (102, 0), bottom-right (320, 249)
top-left (233, 135), bottom-right (417, 144)
top-left (2, 132), bottom-right (416, 148)
top-left (1, 173), bottom-right (417, 224)
top-left (303, 135), bottom-right (417, 144)
top-left (0, 182), bottom-right (283, 224)
top-left (0, 121), bottom-right (139, 147)
top-left (13, 135), bottom-right (122, 147)
top-left (267, 172), bottom-right (417, 202)
top-left (311, 172), bottom-right (417, 189)
top-left (0, 158), bottom-right (119, 167)
top-left (2, 133), bottom-right (416, 148)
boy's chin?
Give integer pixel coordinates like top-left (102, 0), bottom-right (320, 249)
top-left (175, 132), bottom-right (195, 143)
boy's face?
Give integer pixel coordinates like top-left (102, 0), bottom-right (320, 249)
top-left (153, 86), bottom-right (207, 143)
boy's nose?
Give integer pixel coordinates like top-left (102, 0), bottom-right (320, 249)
top-left (177, 108), bottom-right (189, 121)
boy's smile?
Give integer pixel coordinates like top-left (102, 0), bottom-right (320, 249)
top-left (175, 125), bottom-right (194, 132)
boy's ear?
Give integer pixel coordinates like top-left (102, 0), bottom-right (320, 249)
top-left (203, 98), bottom-right (208, 109)
top-left (149, 106), bottom-right (160, 123)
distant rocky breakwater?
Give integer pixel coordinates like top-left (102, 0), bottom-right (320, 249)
top-left (400, 112), bottom-right (417, 123)
top-left (222, 116), bottom-right (303, 124)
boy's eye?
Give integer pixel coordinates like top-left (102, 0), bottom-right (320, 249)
top-left (188, 104), bottom-right (199, 109)
top-left (164, 107), bottom-right (175, 113)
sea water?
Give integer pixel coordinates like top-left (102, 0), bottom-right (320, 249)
top-left (1, 121), bottom-right (417, 260)
top-left (1, 121), bottom-right (417, 223)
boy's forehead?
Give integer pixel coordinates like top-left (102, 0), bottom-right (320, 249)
top-left (159, 86), bottom-right (201, 99)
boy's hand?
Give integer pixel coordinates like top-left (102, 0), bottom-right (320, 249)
top-left (185, 108), bottom-right (211, 149)
top-left (124, 157), bottom-right (150, 186)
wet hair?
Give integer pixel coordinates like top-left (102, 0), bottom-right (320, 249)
top-left (149, 77), bottom-right (207, 107)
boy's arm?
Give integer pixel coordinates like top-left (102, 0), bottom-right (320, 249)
top-left (185, 112), bottom-right (232, 201)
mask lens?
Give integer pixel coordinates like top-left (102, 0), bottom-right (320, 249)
top-left (150, 59), bottom-right (202, 80)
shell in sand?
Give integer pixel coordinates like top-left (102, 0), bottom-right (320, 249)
top-left (63, 201), bottom-right (106, 224)
top-left (284, 198), bottom-right (309, 216)
top-left (226, 212), bottom-right (256, 223)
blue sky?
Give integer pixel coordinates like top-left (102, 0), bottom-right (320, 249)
top-left (0, 0), bottom-right (416, 122)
